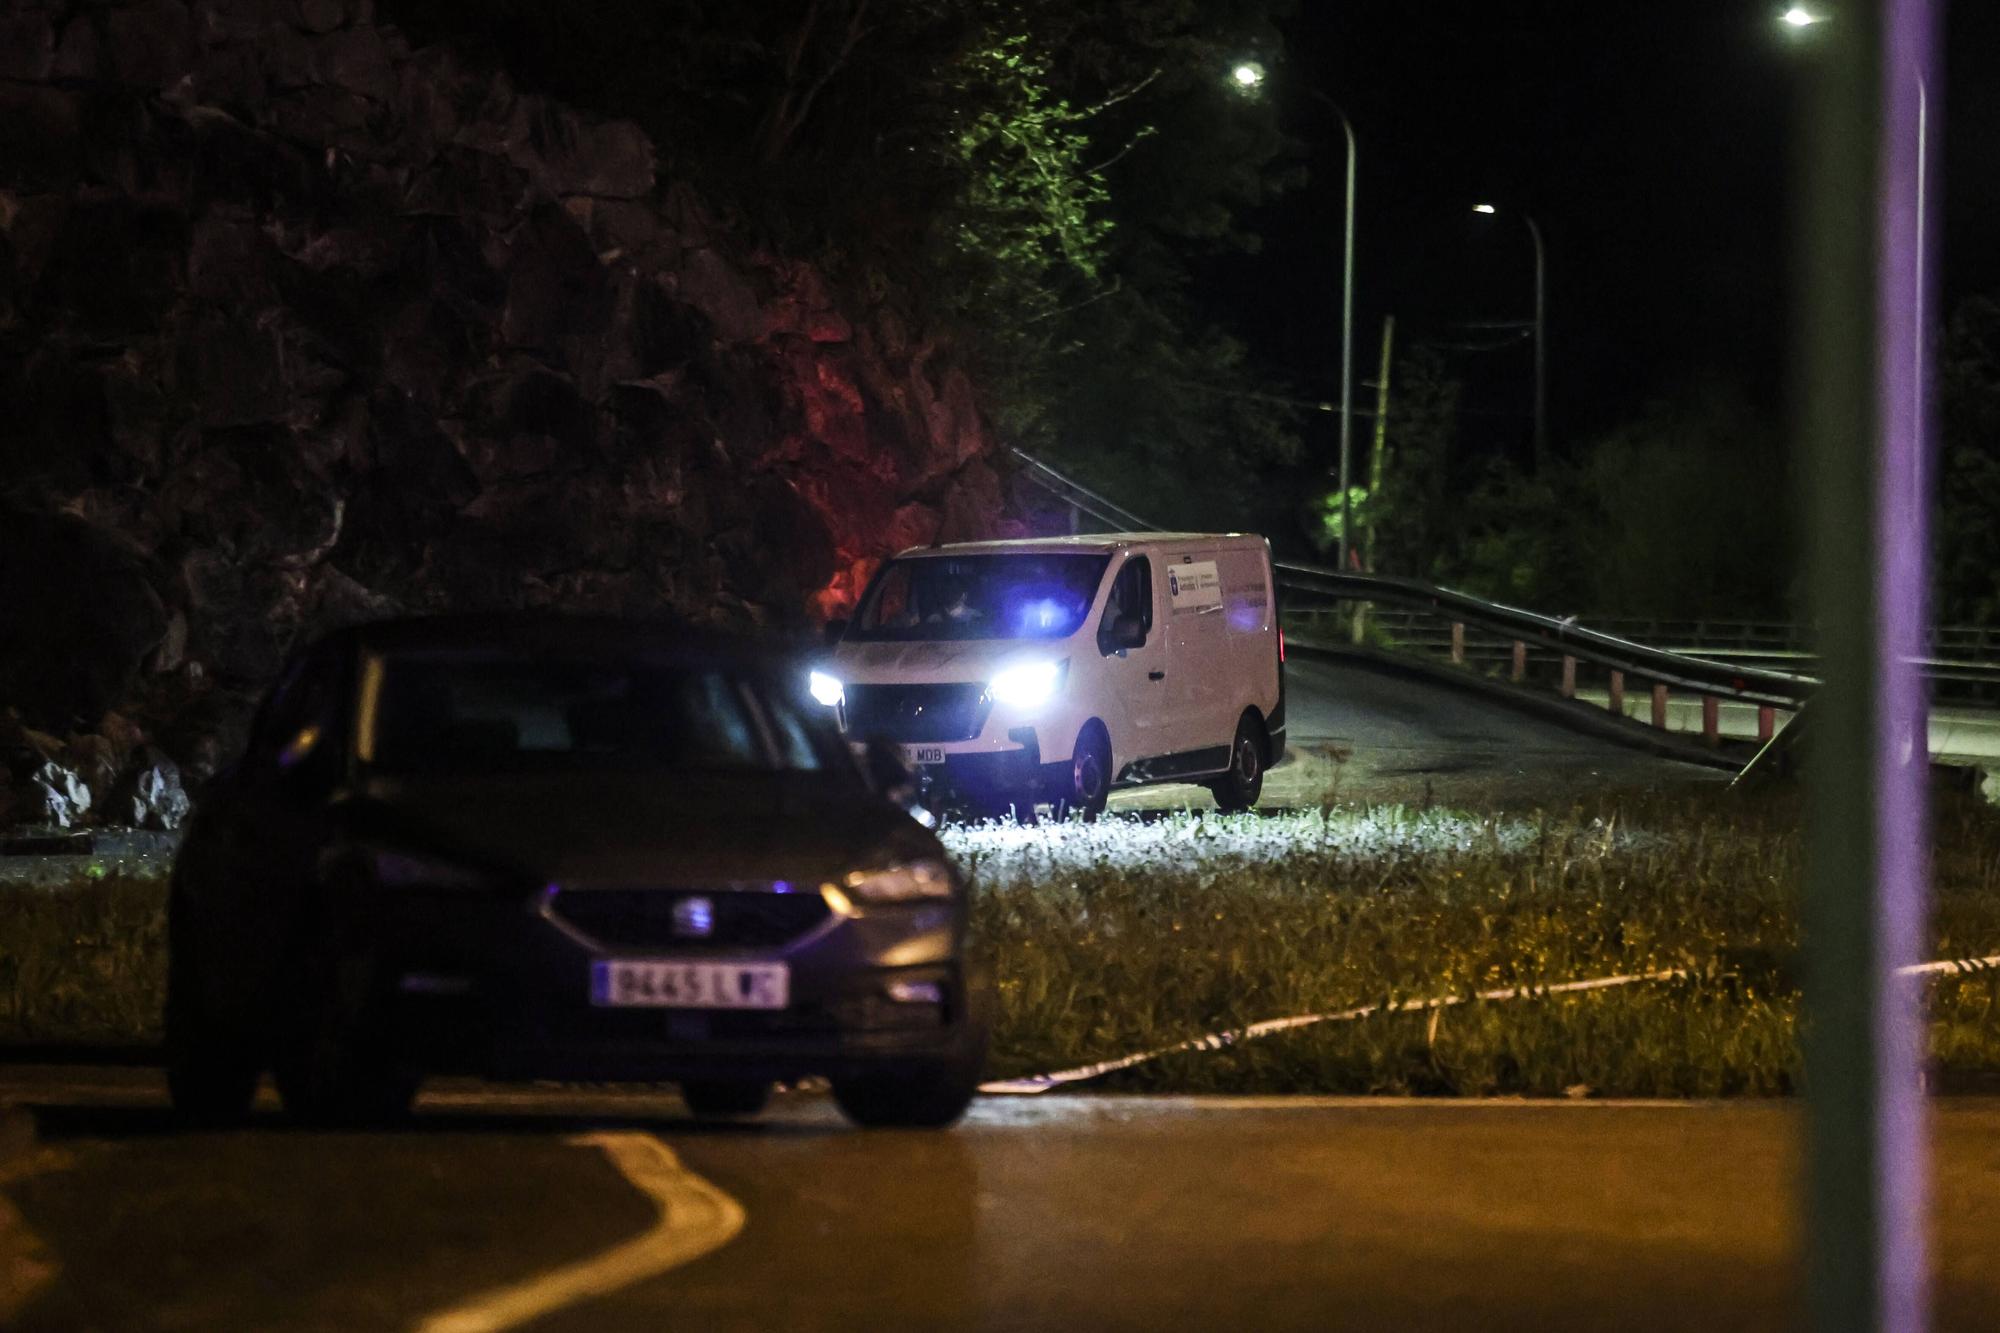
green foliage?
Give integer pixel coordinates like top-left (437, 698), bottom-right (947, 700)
top-left (1350, 356), bottom-right (1794, 616)
top-left (381, 0), bottom-right (1306, 523)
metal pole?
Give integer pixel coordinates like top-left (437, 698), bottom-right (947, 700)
top-left (1336, 109), bottom-right (1357, 570)
top-left (1796, 1), bottom-right (1938, 1329)
top-left (1527, 214), bottom-right (1547, 473)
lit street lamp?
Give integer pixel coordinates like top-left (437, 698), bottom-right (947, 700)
top-left (1780, 6), bottom-right (1829, 27)
top-left (1472, 202), bottom-right (1548, 472)
top-left (1233, 66), bottom-right (1362, 569)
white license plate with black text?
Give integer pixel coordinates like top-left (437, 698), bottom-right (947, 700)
top-left (902, 745), bottom-right (947, 766)
top-left (590, 960), bottom-right (789, 1009)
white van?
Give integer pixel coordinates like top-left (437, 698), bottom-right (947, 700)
top-left (816, 533), bottom-right (1286, 819)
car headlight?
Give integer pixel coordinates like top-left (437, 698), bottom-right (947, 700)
top-left (809, 670), bottom-right (844, 707)
top-left (987, 659), bottom-right (1065, 709)
top-left (834, 859), bottom-right (954, 905)
top-left (370, 849), bottom-right (489, 889)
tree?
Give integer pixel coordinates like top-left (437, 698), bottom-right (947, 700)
top-left (382, 0), bottom-right (1306, 530)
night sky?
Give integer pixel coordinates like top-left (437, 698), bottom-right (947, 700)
top-left (1208, 1), bottom-right (2000, 461)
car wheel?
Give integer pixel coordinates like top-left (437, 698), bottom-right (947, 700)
top-left (273, 943), bottom-right (419, 1126)
top-left (831, 1058), bottom-right (983, 1129)
top-left (1206, 713), bottom-right (1267, 813)
top-left (1050, 725), bottom-right (1111, 823)
top-left (680, 1080), bottom-right (772, 1119)
top-left (164, 943), bottom-right (260, 1127)
top-left (831, 965), bottom-right (991, 1129)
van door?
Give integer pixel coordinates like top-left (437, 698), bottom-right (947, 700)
top-left (1094, 554), bottom-right (1170, 765)
top-left (1164, 551), bottom-right (1230, 766)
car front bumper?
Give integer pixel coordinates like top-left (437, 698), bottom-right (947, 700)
top-left (372, 888), bottom-right (979, 1083)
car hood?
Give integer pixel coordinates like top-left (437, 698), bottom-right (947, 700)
top-left (348, 771), bottom-right (927, 886)
top-left (833, 638), bottom-right (1069, 684)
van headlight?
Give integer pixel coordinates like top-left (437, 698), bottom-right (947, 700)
top-left (831, 859), bottom-right (954, 905)
top-left (987, 659), bottom-right (1066, 709)
top-left (808, 670), bottom-right (845, 707)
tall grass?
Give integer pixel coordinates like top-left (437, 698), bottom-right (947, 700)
top-left (0, 872), bottom-right (167, 1046)
top-left (952, 787), bottom-right (2000, 1095)
top-left (4, 786), bottom-right (1998, 1097)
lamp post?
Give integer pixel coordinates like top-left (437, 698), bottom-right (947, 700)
top-left (1313, 93), bottom-right (1359, 569)
top-left (1473, 203), bottom-right (1548, 472)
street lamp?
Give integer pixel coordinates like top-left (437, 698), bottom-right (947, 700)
top-left (1311, 93), bottom-right (1359, 570)
top-left (1234, 68), bottom-right (1361, 569)
top-left (1472, 203), bottom-right (1548, 472)
top-left (1780, 5), bottom-right (1828, 27)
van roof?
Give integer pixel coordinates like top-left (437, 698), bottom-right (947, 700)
top-left (892, 532), bottom-right (1263, 558)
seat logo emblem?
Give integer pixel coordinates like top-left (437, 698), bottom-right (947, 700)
top-left (672, 895), bottom-right (715, 938)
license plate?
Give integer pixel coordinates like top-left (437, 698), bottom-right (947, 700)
top-left (902, 745), bottom-right (947, 766)
top-left (590, 960), bottom-right (789, 1009)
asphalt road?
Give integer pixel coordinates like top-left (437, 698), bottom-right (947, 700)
top-left (6, 1070), bottom-right (2000, 1332)
top-left (0, 654), bottom-right (1748, 1329)
top-left (1114, 651), bottom-right (1724, 813)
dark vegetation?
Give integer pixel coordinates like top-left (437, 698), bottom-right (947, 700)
top-left (1325, 294), bottom-right (2000, 625)
top-left (384, 0), bottom-right (1311, 532)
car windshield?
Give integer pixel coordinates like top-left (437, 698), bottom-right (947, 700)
top-left (848, 554), bottom-right (1110, 642)
top-left (367, 655), bottom-right (841, 775)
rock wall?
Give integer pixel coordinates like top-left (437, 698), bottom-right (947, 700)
top-left (0, 0), bottom-right (1018, 822)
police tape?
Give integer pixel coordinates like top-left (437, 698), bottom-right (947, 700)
top-left (977, 953), bottom-right (2000, 1096)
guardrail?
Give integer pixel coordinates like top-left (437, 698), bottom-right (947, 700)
top-left (1272, 563), bottom-right (1809, 747)
top-left (1006, 447), bottom-right (2000, 750)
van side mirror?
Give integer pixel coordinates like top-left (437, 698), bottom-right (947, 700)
top-left (823, 618), bottom-right (848, 648)
top-left (1098, 615), bottom-right (1145, 655)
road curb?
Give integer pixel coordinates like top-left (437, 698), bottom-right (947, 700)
top-left (1289, 641), bottom-right (1747, 772)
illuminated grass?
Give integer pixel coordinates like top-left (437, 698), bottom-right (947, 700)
top-left (5, 787), bottom-right (1999, 1098)
top-left (950, 787), bottom-right (2000, 1096)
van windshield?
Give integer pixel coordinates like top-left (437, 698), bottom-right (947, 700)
top-left (849, 554), bottom-right (1110, 642)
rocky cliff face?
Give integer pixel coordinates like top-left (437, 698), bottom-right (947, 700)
top-left (0, 0), bottom-right (1018, 825)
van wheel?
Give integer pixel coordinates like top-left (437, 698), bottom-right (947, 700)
top-left (1207, 714), bottom-right (1266, 813)
top-left (1051, 725), bottom-right (1111, 823)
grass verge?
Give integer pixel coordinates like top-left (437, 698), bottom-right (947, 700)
top-left (952, 785), bottom-right (2000, 1096)
top-left (4, 784), bottom-right (1999, 1097)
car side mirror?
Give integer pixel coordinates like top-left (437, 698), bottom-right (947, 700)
top-left (823, 617), bottom-right (849, 648)
top-left (862, 735), bottom-right (917, 803)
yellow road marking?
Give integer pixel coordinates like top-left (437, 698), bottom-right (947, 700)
top-left (414, 1132), bottom-right (744, 1333)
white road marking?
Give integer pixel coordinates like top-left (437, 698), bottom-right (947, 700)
top-left (982, 952), bottom-right (2000, 1096)
top-left (414, 1132), bottom-right (744, 1333)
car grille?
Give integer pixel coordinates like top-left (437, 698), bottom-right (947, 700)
top-left (842, 682), bottom-right (990, 743)
top-left (548, 888), bottom-right (831, 952)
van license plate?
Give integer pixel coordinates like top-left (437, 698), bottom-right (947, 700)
top-left (902, 745), bottom-right (947, 766)
top-left (590, 960), bottom-right (789, 1009)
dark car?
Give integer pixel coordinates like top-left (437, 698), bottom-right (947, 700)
top-left (165, 615), bottom-right (989, 1129)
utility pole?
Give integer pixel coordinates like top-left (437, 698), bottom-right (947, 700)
top-left (1362, 315), bottom-right (1395, 575)
top-left (1794, 2), bottom-right (1938, 1331)
top-left (1331, 104), bottom-right (1357, 569)
top-left (1350, 315), bottom-right (1394, 645)
top-left (1528, 215), bottom-right (1546, 472)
